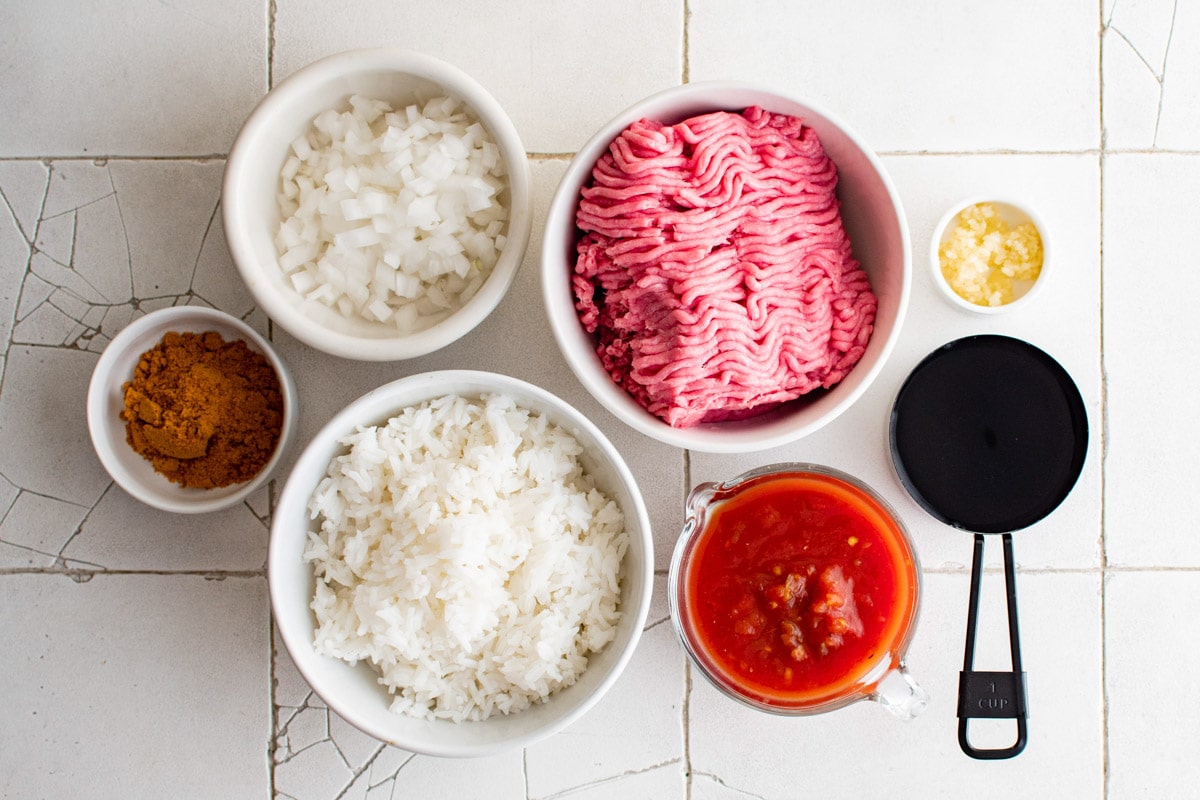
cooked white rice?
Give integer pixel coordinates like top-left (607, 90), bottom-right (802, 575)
top-left (304, 392), bottom-right (628, 722)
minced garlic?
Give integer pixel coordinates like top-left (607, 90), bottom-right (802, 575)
top-left (938, 202), bottom-right (1043, 307)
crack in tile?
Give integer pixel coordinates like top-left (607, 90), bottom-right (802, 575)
top-left (689, 770), bottom-right (768, 800)
top-left (37, 187), bottom-right (117, 303)
top-left (525, 762), bottom-right (686, 796)
top-left (11, 294), bottom-right (202, 352)
top-left (0, 484), bottom-right (17, 522)
top-left (28, 250), bottom-right (110, 311)
top-left (14, 274), bottom-right (54, 324)
top-left (0, 184), bottom-right (34, 246)
top-left (1109, 26), bottom-right (1161, 80)
top-left (18, 278), bottom-right (86, 321)
top-left (1106, 0), bottom-right (1180, 148)
top-left (273, 704), bottom-right (332, 765)
top-left (28, 163), bottom-right (131, 308)
top-left (46, 298), bottom-right (103, 349)
top-left (0, 165), bottom-right (51, 392)
top-left (533, 758), bottom-right (683, 800)
top-left (329, 742), bottom-right (389, 800)
top-left (276, 703), bottom-right (304, 732)
top-left (40, 190), bottom-right (116, 222)
top-left (644, 614), bottom-right (670, 632)
top-left (362, 751), bottom-right (416, 795)
top-left (10, 486), bottom-right (92, 511)
top-left (272, 688), bottom-right (322, 750)
top-left (1157, 0), bottom-right (1181, 148)
top-left (247, 497), bottom-right (271, 529)
top-left (0, 485), bottom-right (102, 571)
top-left (53, 482), bottom-right (115, 567)
top-left (108, 167), bottom-right (134, 296)
top-left (53, 553), bottom-right (107, 573)
top-left (189, 198), bottom-right (221, 293)
top-left (0, 538), bottom-right (85, 566)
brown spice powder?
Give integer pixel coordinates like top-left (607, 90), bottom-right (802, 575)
top-left (121, 329), bottom-right (284, 489)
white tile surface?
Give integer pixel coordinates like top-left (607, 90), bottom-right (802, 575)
top-left (0, 0), bottom-right (267, 157)
top-left (1102, 153), bottom-right (1200, 568)
top-left (65, 488), bottom-right (269, 572)
top-left (1, 0), bottom-right (1195, 797)
top-left (1106, 570), bottom-right (1200, 797)
top-left (272, 0), bottom-right (684, 153)
top-left (0, 574), bottom-right (271, 798)
top-left (1103, 0), bottom-right (1200, 150)
top-left (688, 572), bottom-right (1104, 799)
top-left (525, 577), bottom-right (685, 797)
top-left (689, 0), bottom-right (1100, 153)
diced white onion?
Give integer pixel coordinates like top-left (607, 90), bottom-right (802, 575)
top-left (274, 93), bottom-right (510, 331)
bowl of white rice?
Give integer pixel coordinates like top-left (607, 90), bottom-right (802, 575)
top-left (223, 49), bottom-right (532, 360)
top-left (269, 370), bottom-right (653, 756)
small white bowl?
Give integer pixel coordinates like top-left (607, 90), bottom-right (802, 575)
top-left (930, 197), bottom-right (1049, 314)
top-left (269, 370), bottom-right (653, 757)
top-left (541, 82), bottom-right (910, 453)
top-left (223, 48), bottom-right (532, 361)
top-left (86, 306), bottom-right (298, 514)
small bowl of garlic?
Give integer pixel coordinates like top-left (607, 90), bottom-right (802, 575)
top-left (930, 197), bottom-right (1047, 314)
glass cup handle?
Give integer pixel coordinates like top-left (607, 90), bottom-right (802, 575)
top-left (872, 667), bottom-right (929, 721)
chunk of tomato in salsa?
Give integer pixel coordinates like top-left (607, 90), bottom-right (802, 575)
top-left (685, 474), bottom-right (915, 702)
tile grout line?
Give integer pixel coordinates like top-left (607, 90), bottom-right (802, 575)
top-left (0, 569), bottom-right (268, 578)
top-left (267, 585), bottom-right (280, 799)
top-left (264, 2), bottom-right (278, 796)
top-left (10, 562), bottom-right (1200, 578)
top-left (682, 447), bottom-right (692, 797)
top-left (1097, 3), bottom-right (1110, 798)
top-left (16, 146), bottom-right (1200, 163)
top-left (681, 0), bottom-right (690, 84)
top-left (680, 18), bottom-right (692, 790)
top-left (267, 0), bottom-right (277, 90)
top-left (680, 10), bottom-right (692, 788)
top-left (265, 0), bottom-right (278, 351)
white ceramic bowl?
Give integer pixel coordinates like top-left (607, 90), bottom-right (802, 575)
top-left (930, 196), bottom-right (1049, 314)
top-left (541, 82), bottom-right (910, 453)
top-left (269, 370), bottom-right (654, 757)
top-left (86, 306), bottom-right (298, 514)
top-left (223, 48), bottom-right (533, 361)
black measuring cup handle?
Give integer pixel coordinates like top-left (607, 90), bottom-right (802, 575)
top-left (958, 533), bottom-right (1028, 760)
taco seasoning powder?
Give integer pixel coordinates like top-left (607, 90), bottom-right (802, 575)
top-left (121, 330), bottom-right (283, 489)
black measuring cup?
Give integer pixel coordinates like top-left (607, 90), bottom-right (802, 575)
top-left (889, 335), bottom-right (1087, 760)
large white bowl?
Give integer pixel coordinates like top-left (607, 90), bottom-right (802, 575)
top-left (223, 48), bottom-right (533, 361)
top-left (86, 305), bottom-right (297, 514)
top-left (542, 82), bottom-right (910, 453)
top-left (269, 370), bottom-right (654, 757)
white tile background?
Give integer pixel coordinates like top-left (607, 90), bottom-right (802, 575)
top-left (0, 1), bottom-right (1196, 798)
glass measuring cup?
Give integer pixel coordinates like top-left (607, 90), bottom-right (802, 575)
top-left (668, 463), bottom-right (928, 719)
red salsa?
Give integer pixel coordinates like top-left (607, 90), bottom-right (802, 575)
top-left (683, 471), bottom-right (918, 707)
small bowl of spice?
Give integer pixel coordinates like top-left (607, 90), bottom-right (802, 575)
top-left (86, 306), bottom-right (297, 514)
top-left (931, 197), bottom-right (1047, 313)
